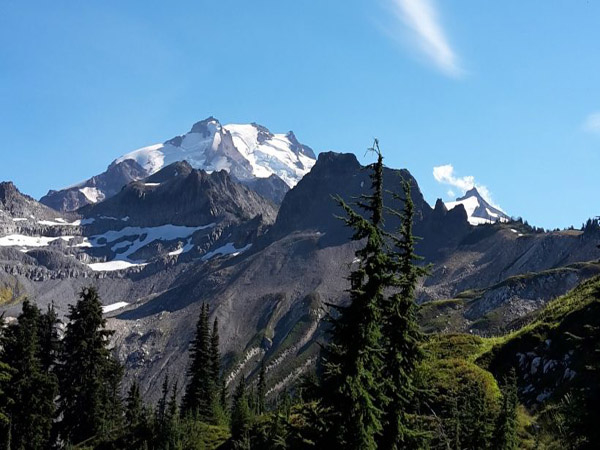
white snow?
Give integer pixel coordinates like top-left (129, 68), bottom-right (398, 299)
top-left (85, 223), bottom-right (215, 271)
top-left (485, 208), bottom-right (499, 218)
top-left (79, 187), bottom-right (105, 204)
top-left (143, 182), bottom-right (161, 187)
top-left (201, 242), bottom-right (252, 260)
top-left (38, 218), bottom-right (93, 227)
top-left (12, 218), bottom-right (27, 222)
top-left (114, 143), bottom-right (166, 174)
top-left (0, 234), bottom-right (74, 248)
top-left (445, 193), bottom-right (508, 226)
top-left (114, 121), bottom-right (315, 189)
top-left (89, 261), bottom-right (146, 271)
top-left (168, 239), bottom-right (194, 256)
top-left (102, 301), bottom-right (130, 313)
top-left (446, 196), bottom-right (480, 219)
top-left (225, 124), bottom-right (315, 187)
top-left (510, 229), bottom-right (518, 233)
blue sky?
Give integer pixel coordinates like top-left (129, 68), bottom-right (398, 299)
top-left (1, 1), bottom-right (599, 229)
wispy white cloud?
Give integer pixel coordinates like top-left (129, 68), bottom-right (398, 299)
top-left (382, 0), bottom-right (463, 77)
top-left (433, 164), bottom-right (501, 209)
top-left (582, 112), bottom-right (600, 135)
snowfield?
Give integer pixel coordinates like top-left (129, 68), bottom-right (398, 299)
top-left (79, 187), bottom-right (105, 204)
top-left (445, 188), bottom-right (510, 226)
top-left (0, 234), bottom-right (74, 248)
top-left (114, 120), bottom-right (315, 188)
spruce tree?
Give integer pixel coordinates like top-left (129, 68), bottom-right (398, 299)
top-left (156, 373), bottom-right (171, 432)
top-left (379, 177), bottom-right (429, 449)
top-left (165, 382), bottom-right (181, 449)
top-left (126, 382), bottom-right (143, 428)
top-left (182, 303), bottom-right (214, 420)
top-left (220, 377), bottom-right (228, 412)
top-left (58, 287), bottom-right (123, 446)
top-left (496, 369), bottom-right (519, 450)
top-left (0, 361), bottom-right (12, 449)
top-left (0, 315), bottom-right (14, 450)
top-left (231, 375), bottom-right (252, 442)
top-left (210, 317), bottom-right (221, 383)
top-left (38, 302), bottom-right (61, 373)
top-left (123, 381), bottom-right (153, 449)
top-left (1, 300), bottom-right (57, 450)
top-left (257, 360), bottom-right (267, 415)
top-left (320, 141), bottom-right (391, 450)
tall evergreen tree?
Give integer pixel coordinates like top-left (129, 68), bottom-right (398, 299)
top-left (379, 177), bottom-right (429, 449)
top-left (320, 141), bottom-right (392, 450)
top-left (164, 382), bottom-right (181, 449)
top-left (210, 317), bottom-right (221, 383)
top-left (126, 382), bottom-right (143, 428)
top-left (156, 373), bottom-right (171, 433)
top-left (231, 375), bottom-right (252, 442)
top-left (496, 369), bottom-right (519, 450)
top-left (0, 360), bottom-right (12, 450)
top-left (0, 315), bottom-right (14, 450)
top-left (1, 300), bottom-right (56, 450)
top-left (257, 360), bottom-right (267, 415)
top-left (38, 302), bottom-right (61, 374)
top-left (58, 287), bottom-right (123, 446)
top-left (155, 375), bottom-right (182, 450)
top-left (182, 303), bottom-right (214, 421)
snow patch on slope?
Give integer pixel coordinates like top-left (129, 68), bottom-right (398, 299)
top-left (102, 301), bottom-right (130, 313)
top-left (79, 187), bottom-right (105, 204)
top-left (0, 234), bottom-right (74, 248)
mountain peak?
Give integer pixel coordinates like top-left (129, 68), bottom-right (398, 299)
top-left (40, 117), bottom-right (317, 211)
top-left (445, 187), bottom-right (509, 226)
top-left (459, 187), bottom-right (481, 200)
top-left (190, 116), bottom-right (221, 136)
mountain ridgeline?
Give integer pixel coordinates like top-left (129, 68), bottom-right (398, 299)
top-left (1, 121), bottom-right (599, 449)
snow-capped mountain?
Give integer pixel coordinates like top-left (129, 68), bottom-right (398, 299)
top-left (40, 117), bottom-right (316, 211)
top-left (445, 187), bottom-right (510, 225)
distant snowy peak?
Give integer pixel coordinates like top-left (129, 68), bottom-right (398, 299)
top-left (115, 117), bottom-right (316, 189)
top-left (40, 117), bottom-right (316, 211)
top-left (445, 187), bottom-right (510, 226)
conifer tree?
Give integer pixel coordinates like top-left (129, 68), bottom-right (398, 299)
top-left (126, 382), bottom-right (143, 428)
top-left (496, 369), bottom-right (519, 450)
top-left (208, 316), bottom-right (229, 424)
top-left (0, 315), bottom-right (14, 450)
top-left (164, 382), bottom-right (181, 449)
top-left (156, 373), bottom-right (171, 432)
top-left (1, 300), bottom-right (57, 450)
top-left (38, 302), bottom-right (61, 373)
top-left (320, 140), bottom-right (392, 450)
top-left (380, 177), bottom-right (429, 449)
top-left (220, 377), bottom-right (228, 411)
top-left (257, 360), bottom-right (267, 415)
top-left (182, 303), bottom-right (214, 420)
top-left (231, 375), bottom-right (252, 442)
top-left (210, 317), bottom-right (221, 383)
top-left (0, 361), bottom-right (12, 449)
top-left (58, 287), bottom-right (123, 446)
top-left (123, 381), bottom-right (153, 449)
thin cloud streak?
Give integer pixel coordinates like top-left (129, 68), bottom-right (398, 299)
top-left (384, 0), bottom-right (463, 77)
